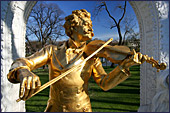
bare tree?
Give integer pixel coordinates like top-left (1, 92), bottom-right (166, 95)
top-left (93, 1), bottom-right (127, 45)
top-left (26, 2), bottom-right (65, 54)
top-left (122, 16), bottom-right (137, 45)
top-left (93, 1), bottom-right (139, 67)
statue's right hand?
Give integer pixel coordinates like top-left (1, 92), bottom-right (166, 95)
top-left (17, 68), bottom-right (41, 101)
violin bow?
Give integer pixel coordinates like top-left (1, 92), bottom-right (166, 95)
top-left (16, 38), bottom-right (113, 102)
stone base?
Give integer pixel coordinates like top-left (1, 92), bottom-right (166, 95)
top-left (138, 104), bottom-right (151, 112)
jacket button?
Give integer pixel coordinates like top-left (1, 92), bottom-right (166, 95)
top-left (76, 104), bottom-right (80, 108)
top-left (63, 105), bottom-right (66, 111)
top-left (83, 107), bottom-right (89, 112)
top-left (60, 91), bottom-right (63, 94)
top-left (77, 89), bottom-right (81, 94)
top-left (63, 105), bottom-right (66, 108)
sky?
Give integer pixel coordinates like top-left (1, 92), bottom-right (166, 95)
top-left (36, 1), bottom-right (139, 41)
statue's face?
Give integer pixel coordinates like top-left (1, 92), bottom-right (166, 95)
top-left (72, 18), bottom-right (94, 42)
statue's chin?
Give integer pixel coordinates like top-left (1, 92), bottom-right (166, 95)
top-left (81, 37), bottom-right (91, 42)
top-left (82, 34), bottom-right (92, 41)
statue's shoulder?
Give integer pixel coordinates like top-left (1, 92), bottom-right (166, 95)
top-left (44, 41), bottom-right (67, 51)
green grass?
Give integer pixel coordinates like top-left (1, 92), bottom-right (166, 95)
top-left (89, 66), bottom-right (140, 112)
top-left (26, 66), bottom-right (140, 112)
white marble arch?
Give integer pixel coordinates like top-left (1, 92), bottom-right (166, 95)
top-left (1, 1), bottom-right (169, 112)
top-left (129, 1), bottom-right (169, 112)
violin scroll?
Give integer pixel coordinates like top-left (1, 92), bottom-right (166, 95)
top-left (145, 55), bottom-right (167, 72)
top-left (159, 63), bottom-right (167, 71)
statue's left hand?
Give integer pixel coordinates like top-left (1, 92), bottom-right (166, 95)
top-left (120, 49), bottom-right (147, 69)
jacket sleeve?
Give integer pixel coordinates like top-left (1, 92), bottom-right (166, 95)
top-left (7, 45), bottom-right (53, 83)
top-left (92, 58), bottom-right (130, 91)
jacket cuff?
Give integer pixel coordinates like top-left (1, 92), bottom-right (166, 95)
top-left (7, 66), bottom-right (30, 83)
top-left (118, 65), bottom-right (130, 76)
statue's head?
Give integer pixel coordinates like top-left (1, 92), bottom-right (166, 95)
top-left (64, 9), bottom-right (94, 42)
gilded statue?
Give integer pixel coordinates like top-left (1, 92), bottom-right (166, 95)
top-left (7, 9), bottom-right (166, 112)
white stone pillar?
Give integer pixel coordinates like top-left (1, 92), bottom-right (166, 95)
top-left (130, 1), bottom-right (169, 112)
top-left (151, 1), bottom-right (169, 112)
top-left (1, 1), bottom-right (37, 112)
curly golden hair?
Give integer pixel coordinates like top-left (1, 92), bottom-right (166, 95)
top-left (63, 9), bottom-right (92, 38)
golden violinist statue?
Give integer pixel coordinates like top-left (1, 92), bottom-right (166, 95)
top-left (7, 9), bottom-right (166, 112)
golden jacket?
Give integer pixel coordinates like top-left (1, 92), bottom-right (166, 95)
top-left (7, 40), bottom-right (130, 112)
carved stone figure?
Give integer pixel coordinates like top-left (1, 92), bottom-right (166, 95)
top-left (7, 9), bottom-right (165, 112)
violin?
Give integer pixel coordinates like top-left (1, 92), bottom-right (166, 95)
top-left (85, 39), bottom-right (167, 72)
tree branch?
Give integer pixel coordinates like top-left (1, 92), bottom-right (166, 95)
top-left (103, 2), bottom-right (118, 26)
top-left (118, 1), bottom-right (127, 25)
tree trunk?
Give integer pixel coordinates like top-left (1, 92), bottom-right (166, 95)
top-left (110, 63), bottom-right (114, 68)
top-left (117, 26), bottom-right (122, 45)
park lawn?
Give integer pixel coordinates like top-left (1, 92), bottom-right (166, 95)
top-left (89, 66), bottom-right (140, 112)
top-left (26, 65), bottom-right (140, 112)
